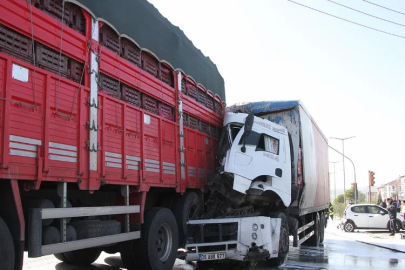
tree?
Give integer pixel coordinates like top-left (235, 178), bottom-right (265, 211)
top-left (358, 192), bottom-right (366, 204)
top-left (334, 194), bottom-right (344, 204)
top-left (391, 192), bottom-right (397, 198)
top-left (345, 189), bottom-right (355, 201)
top-left (344, 189), bottom-right (365, 203)
top-left (377, 193), bottom-right (382, 205)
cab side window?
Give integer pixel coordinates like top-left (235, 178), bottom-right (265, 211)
top-left (367, 206), bottom-right (381, 214)
top-left (351, 206), bottom-right (366, 213)
top-left (255, 134), bottom-right (279, 155)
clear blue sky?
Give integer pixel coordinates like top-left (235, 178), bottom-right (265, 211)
top-left (148, 0), bottom-right (405, 198)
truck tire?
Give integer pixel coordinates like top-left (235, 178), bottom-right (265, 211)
top-left (70, 220), bottom-right (121, 239)
top-left (120, 241), bottom-right (136, 270)
top-left (54, 253), bottom-right (69, 263)
top-left (62, 248), bottom-right (101, 266)
top-left (266, 212), bottom-right (289, 267)
top-left (42, 226), bottom-right (60, 245)
top-left (306, 212), bottom-right (320, 246)
top-left (174, 191), bottom-right (202, 247)
top-left (0, 217), bottom-right (15, 270)
top-left (131, 208), bottom-right (178, 270)
top-left (30, 199), bottom-right (55, 226)
top-left (161, 193), bottom-right (180, 213)
top-left (319, 212), bottom-right (325, 244)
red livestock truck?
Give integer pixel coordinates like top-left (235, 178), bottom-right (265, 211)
top-left (0, 1), bottom-right (225, 269)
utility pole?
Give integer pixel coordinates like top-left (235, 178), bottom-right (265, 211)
top-left (330, 161), bottom-right (341, 201)
top-left (368, 171), bottom-right (375, 203)
top-left (331, 136), bottom-right (355, 203)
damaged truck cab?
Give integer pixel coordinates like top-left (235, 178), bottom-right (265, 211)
top-left (185, 101), bottom-right (330, 267)
top-left (222, 112), bottom-right (292, 208)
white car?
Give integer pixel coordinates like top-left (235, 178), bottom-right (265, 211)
top-left (342, 204), bottom-right (405, 232)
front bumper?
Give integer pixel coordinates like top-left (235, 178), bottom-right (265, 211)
top-left (184, 216), bottom-right (281, 262)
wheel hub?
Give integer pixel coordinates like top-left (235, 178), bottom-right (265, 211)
top-left (155, 223), bottom-right (173, 261)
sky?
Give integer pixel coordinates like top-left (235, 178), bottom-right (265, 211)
top-left (147, 0), bottom-right (405, 199)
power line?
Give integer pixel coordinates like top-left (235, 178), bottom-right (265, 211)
top-left (363, 0), bottom-right (405, 16)
top-left (286, 0), bottom-right (405, 40)
top-left (327, 0), bottom-right (405, 28)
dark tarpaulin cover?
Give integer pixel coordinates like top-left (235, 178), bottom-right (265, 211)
top-left (76, 0), bottom-right (225, 101)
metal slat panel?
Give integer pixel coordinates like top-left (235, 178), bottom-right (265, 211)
top-left (49, 142), bottom-right (77, 151)
top-left (145, 163), bottom-right (160, 169)
top-left (105, 152), bottom-right (122, 158)
top-left (126, 155), bottom-right (141, 161)
top-left (49, 148), bottom-right (77, 157)
top-left (105, 162), bottom-right (122, 168)
top-left (41, 231), bottom-right (140, 256)
top-left (9, 142), bottom-right (37, 151)
top-left (9, 149), bottom-right (37, 158)
top-left (105, 157), bottom-right (122, 163)
top-left (10, 135), bottom-right (41, 145)
top-left (49, 155), bottom-right (77, 163)
top-left (127, 165), bottom-right (139, 170)
top-left (41, 205), bottom-right (140, 219)
top-left (145, 159), bottom-right (160, 164)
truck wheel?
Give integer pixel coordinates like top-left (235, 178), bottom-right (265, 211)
top-left (54, 253), bottom-right (69, 263)
top-left (0, 217), bottom-right (15, 270)
top-left (174, 191), bottom-right (202, 247)
top-left (62, 248), bottom-right (101, 266)
top-left (266, 212), bottom-right (289, 267)
top-left (161, 193), bottom-right (180, 213)
top-left (344, 221), bottom-right (355, 232)
top-left (132, 208), bottom-right (178, 270)
top-left (306, 212), bottom-right (320, 246)
top-left (319, 213), bottom-right (325, 244)
top-left (120, 241), bottom-right (136, 270)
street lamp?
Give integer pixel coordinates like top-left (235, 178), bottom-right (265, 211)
top-left (329, 160), bottom-right (341, 201)
top-left (328, 145), bottom-right (358, 204)
top-left (330, 136), bottom-right (356, 202)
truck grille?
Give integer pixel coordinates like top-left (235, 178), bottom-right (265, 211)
top-left (188, 222), bottom-right (238, 243)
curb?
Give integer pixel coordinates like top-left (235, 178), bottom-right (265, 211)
top-left (327, 231), bottom-right (405, 254)
top-left (354, 240), bottom-right (405, 254)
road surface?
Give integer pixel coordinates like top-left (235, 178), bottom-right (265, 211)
top-left (22, 218), bottom-right (405, 269)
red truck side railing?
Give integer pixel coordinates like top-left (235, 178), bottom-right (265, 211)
top-left (0, 0), bottom-right (224, 192)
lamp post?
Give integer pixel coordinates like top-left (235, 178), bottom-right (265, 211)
top-left (329, 161), bottom-right (341, 201)
top-left (328, 145), bottom-right (357, 204)
top-left (330, 136), bottom-right (355, 202)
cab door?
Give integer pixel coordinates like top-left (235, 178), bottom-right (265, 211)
top-left (367, 205), bottom-right (389, 228)
top-left (350, 206), bottom-right (369, 228)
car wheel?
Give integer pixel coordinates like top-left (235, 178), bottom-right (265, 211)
top-left (344, 221), bottom-right (355, 232)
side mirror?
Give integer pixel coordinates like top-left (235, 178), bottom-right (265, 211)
top-left (241, 114), bottom-right (254, 153)
top-left (379, 211), bottom-right (385, 215)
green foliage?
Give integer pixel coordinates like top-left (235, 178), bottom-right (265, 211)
top-left (358, 192), bottom-right (366, 204)
top-left (333, 202), bottom-right (347, 218)
top-left (344, 189), bottom-right (366, 203)
top-left (334, 194), bottom-right (345, 204)
top-left (345, 189), bottom-right (355, 200)
top-left (377, 193), bottom-right (382, 205)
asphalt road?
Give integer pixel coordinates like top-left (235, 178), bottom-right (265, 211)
top-left (23, 219), bottom-right (405, 270)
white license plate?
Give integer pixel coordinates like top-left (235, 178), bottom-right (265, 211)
top-left (199, 252), bottom-right (226, 261)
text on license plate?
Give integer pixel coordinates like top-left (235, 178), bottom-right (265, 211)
top-left (199, 253), bottom-right (226, 261)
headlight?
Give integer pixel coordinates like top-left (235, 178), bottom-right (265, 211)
top-left (252, 233), bottom-right (257, 240)
top-left (252, 223), bottom-right (258, 231)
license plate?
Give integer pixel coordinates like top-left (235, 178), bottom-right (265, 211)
top-left (199, 252), bottom-right (226, 261)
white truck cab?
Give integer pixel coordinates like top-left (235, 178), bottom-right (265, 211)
top-left (221, 112), bottom-right (292, 207)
